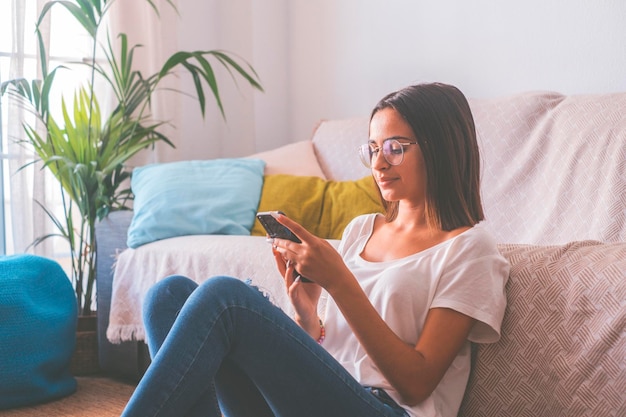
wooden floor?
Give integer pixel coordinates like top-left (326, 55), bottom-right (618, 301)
top-left (0, 376), bottom-right (136, 417)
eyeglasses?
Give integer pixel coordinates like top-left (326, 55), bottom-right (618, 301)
top-left (358, 137), bottom-right (418, 168)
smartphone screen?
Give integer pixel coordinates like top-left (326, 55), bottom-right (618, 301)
top-left (256, 211), bottom-right (301, 243)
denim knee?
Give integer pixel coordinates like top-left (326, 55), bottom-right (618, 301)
top-left (186, 276), bottom-right (271, 321)
top-left (143, 275), bottom-right (198, 315)
top-left (142, 275), bottom-right (199, 355)
top-left (197, 276), bottom-right (248, 294)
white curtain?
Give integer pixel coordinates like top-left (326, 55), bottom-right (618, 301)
top-left (6, 0), bottom-right (54, 256)
top-left (108, 0), bottom-right (183, 165)
top-left (109, 0), bottom-right (279, 165)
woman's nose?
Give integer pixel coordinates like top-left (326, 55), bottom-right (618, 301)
top-left (370, 149), bottom-right (388, 169)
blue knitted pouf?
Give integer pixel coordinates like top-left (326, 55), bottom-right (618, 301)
top-left (0, 254), bottom-right (77, 409)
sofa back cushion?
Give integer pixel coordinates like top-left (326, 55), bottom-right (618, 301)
top-left (474, 92), bottom-right (626, 245)
top-left (311, 117), bottom-right (371, 181)
top-left (458, 241), bottom-right (626, 417)
top-left (247, 140), bottom-right (327, 178)
top-left (311, 91), bottom-right (626, 244)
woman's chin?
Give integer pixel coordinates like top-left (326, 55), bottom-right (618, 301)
top-left (380, 190), bottom-right (399, 202)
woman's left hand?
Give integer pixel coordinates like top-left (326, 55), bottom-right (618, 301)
top-left (272, 247), bottom-right (321, 323)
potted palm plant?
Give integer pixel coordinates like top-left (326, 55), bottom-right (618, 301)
top-left (1, 1), bottom-right (262, 321)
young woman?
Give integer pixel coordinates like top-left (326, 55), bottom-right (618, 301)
top-left (121, 83), bottom-right (509, 417)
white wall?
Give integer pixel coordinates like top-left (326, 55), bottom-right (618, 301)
top-left (174, 0), bottom-right (626, 159)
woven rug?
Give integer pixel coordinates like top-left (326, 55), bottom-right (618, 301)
top-left (0, 377), bottom-right (135, 417)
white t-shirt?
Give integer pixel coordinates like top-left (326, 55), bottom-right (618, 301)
top-left (323, 214), bottom-right (509, 417)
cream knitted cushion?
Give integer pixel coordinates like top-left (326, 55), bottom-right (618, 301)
top-left (458, 241), bottom-right (626, 417)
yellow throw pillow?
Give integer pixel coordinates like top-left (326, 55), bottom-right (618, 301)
top-left (318, 175), bottom-right (383, 239)
top-left (251, 175), bottom-right (326, 237)
top-left (251, 175), bottom-right (383, 240)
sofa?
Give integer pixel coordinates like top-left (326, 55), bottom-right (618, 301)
top-left (96, 91), bottom-right (626, 416)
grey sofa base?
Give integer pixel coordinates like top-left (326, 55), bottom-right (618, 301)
top-left (96, 210), bottom-right (150, 381)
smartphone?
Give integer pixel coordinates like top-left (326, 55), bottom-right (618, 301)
top-left (256, 211), bottom-right (302, 243)
top-left (256, 211), bottom-right (312, 282)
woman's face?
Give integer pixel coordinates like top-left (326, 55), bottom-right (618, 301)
top-left (368, 107), bottom-right (427, 205)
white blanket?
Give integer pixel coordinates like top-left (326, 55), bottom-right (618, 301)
top-left (107, 234), bottom-right (335, 343)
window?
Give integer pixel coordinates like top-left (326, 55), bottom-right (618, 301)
top-left (0, 1), bottom-right (97, 259)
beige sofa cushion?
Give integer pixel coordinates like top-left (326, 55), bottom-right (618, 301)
top-left (248, 140), bottom-right (327, 178)
top-left (474, 92), bottom-right (626, 245)
top-left (311, 117), bottom-right (370, 181)
top-left (458, 241), bottom-right (626, 417)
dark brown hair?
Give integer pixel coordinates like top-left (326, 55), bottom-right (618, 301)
top-left (370, 82), bottom-right (484, 230)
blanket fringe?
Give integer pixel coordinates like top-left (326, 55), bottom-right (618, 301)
top-left (106, 325), bottom-right (145, 344)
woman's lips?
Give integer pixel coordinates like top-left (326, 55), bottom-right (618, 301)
top-left (376, 176), bottom-right (397, 187)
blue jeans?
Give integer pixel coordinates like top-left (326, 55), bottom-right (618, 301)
top-left (121, 275), bottom-right (409, 417)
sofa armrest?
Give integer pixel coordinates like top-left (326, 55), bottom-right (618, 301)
top-left (96, 210), bottom-right (150, 380)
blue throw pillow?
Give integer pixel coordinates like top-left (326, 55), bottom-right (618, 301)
top-left (127, 158), bottom-right (266, 248)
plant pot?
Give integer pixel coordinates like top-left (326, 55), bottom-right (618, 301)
top-left (70, 314), bottom-right (100, 376)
